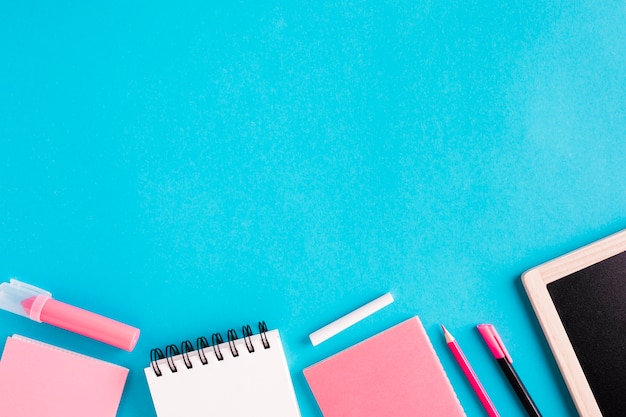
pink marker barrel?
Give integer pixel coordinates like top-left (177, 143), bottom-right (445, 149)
top-left (22, 295), bottom-right (140, 351)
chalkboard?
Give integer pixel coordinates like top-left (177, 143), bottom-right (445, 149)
top-left (547, 250), bottom-right (626, 417)
top-left (522, 229), bottom-right (626, 417)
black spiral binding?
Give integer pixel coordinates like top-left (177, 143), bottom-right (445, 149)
top-left (149, 321), bottom-right (271, 377)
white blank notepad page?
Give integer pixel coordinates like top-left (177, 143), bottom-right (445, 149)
top-left (145, 330), bottom-right (301, 417)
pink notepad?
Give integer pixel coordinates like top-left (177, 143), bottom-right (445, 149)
top-left (0, 335), bottom-right (128, 417)
top-left (304, 316), bottom-right (465, 417)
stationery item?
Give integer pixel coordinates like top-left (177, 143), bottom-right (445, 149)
top-left (145, 321), bottom-right (301, 417)
top-left (522, 229), bottom-right (626, 417)
top-left (304, 316), bottom-right (465, 417)
top-left (477, 324), bottom-right (542, 417)
top-left (309, 292), bottom-right (394, 346)
top-left (0, 279), bottom-right (140, 351)
top-left (442, 325), bottom-right (499, 417)
top-left (0, 334), bottom-right (128, 417)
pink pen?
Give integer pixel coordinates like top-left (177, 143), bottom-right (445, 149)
top-left (477, 324), bottom-right (542, 417)
top-left (0, 279), bottom-right (140, 351)
top-left (442, 325), bottom-right (499, 417)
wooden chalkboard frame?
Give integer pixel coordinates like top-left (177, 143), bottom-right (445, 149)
top-left (522, 229), bottom-right (626, 417)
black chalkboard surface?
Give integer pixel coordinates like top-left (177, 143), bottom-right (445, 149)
top-left (522, 229), bottom-right (626, 417)
top-left (547, 250), bottom-right (626, 417)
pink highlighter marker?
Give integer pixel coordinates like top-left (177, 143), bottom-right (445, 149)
top-left (0, 279), bottom-right (140, 351)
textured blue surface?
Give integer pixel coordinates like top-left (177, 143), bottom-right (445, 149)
top-left (1, 1), bottom-right (625, 416)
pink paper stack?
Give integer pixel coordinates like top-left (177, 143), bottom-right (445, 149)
top-left (304, 316), bottom-right (465, 417)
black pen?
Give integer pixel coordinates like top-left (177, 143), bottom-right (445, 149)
top-left (477, 324), bottom-right (542, 417)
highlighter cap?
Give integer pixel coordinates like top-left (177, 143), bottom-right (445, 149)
top-left (0, 279), bottom-right (51, 319)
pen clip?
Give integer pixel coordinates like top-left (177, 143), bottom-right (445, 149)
top-left (477, 324), bottom-right (512, 363)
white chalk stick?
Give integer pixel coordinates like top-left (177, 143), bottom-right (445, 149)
top-left (309, 292), bottom-right (394, 346)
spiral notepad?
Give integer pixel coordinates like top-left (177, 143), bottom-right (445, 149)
top-left (144, 322), bottom-right (301, 417)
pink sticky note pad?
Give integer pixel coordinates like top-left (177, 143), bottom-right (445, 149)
top-left (304, 316), bottom-right (465, 417)
top-left (0, 335), bottom-right (128, 417)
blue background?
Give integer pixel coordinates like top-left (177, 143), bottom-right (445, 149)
top-left (1, 1), bottom-right (624, 416)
